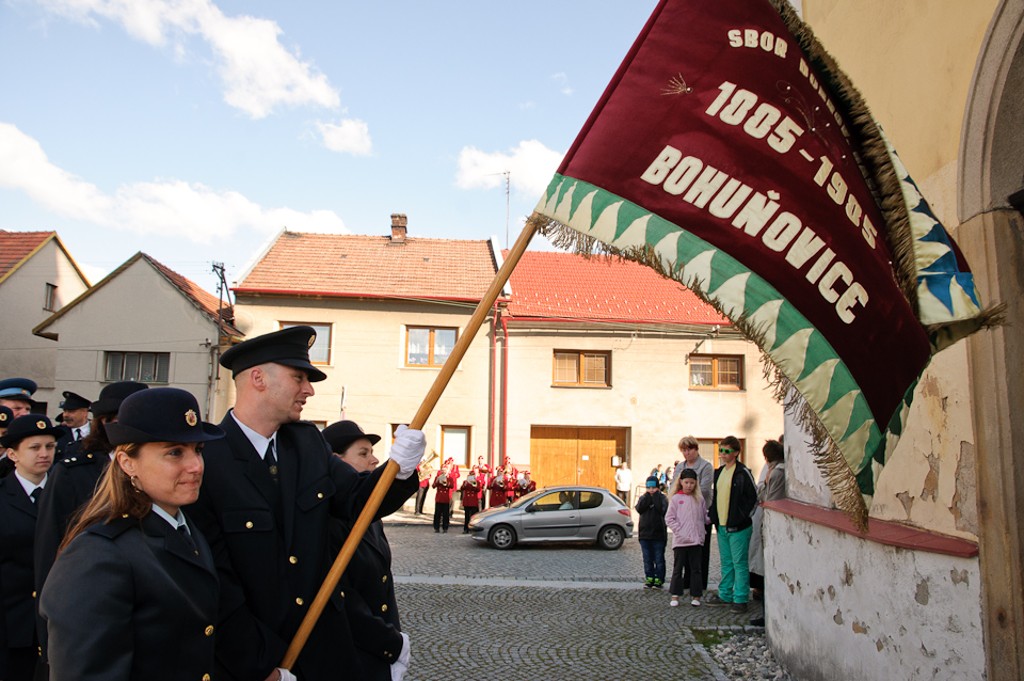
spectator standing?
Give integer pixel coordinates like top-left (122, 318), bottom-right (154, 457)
top-left (671, 436), bottom-right (714, 590)
top-left (634, 475), bottom-right (668, 589)
top-left (666, 469), bottom-right (710, 607)
top-left (614, 462), bottom-right (633, 505)
top-left (709, 436), bottom-right (758, 614)
top-left (749, 440), bottom-right (786, 626)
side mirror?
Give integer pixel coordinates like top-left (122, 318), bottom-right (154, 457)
top-left (524, 505), bottom-right (536, 513)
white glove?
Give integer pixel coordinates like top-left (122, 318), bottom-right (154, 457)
top-left (390, 632), bottom-right (411, 681)
top-left (390, 426), bottom-right (426, 480)
top-left (277, 669), bottom-right (297, 681)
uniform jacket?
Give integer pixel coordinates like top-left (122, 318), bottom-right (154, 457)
top-left (634, 489), bottom-right (669, 541)
top-left (0, 475), bottom-right (39, 651)
top-left (432, 471), bottom-right (453, 504)
top-left (186, 414), bottom-right (417, 681)
top-left (39, 513), bottom-right (219, 681)
top-left (709, 462), bottom-right (758, 531)
top-left (34, 446), bottom-right (110, 594)
top-left (459, 479), bottom-right (480, 507)
top-left (332, 518), bottom-right (402, 681)
top-left (488, 475), bottom-right (508, 505)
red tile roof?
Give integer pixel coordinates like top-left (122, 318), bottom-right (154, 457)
top-left (506, 250), bottom-right (727, 326)
top-left (0, 230), bottom-right (54, 283)
top-left (235, 231), bottom-right (498, 301)
top-left (146, 254), bottom-right (237, 332)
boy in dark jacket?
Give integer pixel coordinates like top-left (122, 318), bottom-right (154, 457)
top-left (709, 436), bottom-right (758, 612)
top-left (635, 475), bottom-right (669, 588)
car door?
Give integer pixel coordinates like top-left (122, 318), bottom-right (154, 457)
top-left (520, 490), bottom-right (581, 541)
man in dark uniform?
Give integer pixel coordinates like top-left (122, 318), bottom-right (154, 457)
top-left (186, 326), bottom-right (425, 681)
top-left (0, 378), bottom-right (37, 419)
top-left (33, 382), bottom-right (149, 615)
top-left (53, 391), bottom-right (91, 456)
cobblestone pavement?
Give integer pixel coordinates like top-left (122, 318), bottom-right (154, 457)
top-left (382, 510), bottom-right (763, 680)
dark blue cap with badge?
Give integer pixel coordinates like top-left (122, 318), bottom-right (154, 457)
top-left (60, 391), bottom-right (92, 411)
top-left (0, 406), bottom-right (13, 428)
top-left (220, 325), bottom-right (327, 382)
top-left (106, 387), bottom-right (225, 445)
top-left (91, 381), bottom-right (149, 416)
top-left (0, 414), bottom-right (65, 448)
top-left (0, 378), bottom-right (37, 403)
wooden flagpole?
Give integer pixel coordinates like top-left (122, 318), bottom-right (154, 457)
top-left (281, 215), bottom-right (541, 669)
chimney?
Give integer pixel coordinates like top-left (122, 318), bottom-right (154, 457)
top-left (390, 213), bottom-right (408, 243)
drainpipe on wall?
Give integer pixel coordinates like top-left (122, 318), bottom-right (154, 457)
top-left (500, 313), bottom-right (510, 466)
top-left (488, 300), bottom-right (498, 470)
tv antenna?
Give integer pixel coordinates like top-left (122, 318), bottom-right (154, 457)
top-left (488, 171), bottom-right (511, 248)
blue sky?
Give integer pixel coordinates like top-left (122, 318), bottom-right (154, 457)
top-left (0, 1), bottom-right (659, 293)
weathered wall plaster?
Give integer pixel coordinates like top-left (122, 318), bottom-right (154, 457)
top-left (764, 511), bottom-right (983, 680)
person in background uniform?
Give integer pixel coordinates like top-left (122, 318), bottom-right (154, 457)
top-left (514, 470), bottom-right (536, 500)
top-left (0, 406), bottom-right (14, 478)
top-left (671, 436), bottom-right (715, 591)
top-left (488, 467), bottom-right (508, 508)
top-left (475, 457), bottom-right (490, 510)
top-left (185, 326), bottom-right (424, 681)
top-left (53, 391), bottom-right (92, 456)
top-left (1, 415), bottom-right (59, 681)
top-left (459, 469), bottom-right (481, 534)
top-left (322, 420), bottom-right (409, 681)
top-left (432, 461), bottom-right (454, 534)
top-left (414, 466), bottom-right (431, 515)
top-left (40, 388), bottom-right (222, 681)
top-left (0, 378), bottom-right (36, 419)
top-left (34, 382), bottom-right (150, 606)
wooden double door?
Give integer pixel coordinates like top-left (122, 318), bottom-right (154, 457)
top-left (529, 426), bottom-right (627, 492)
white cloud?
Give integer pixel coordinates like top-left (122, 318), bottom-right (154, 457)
top-left (455, 139), bottom-right (564, 199)
top-left (550, 72), bottom-right (574, 96)
top-left (316, 118), bottom-right (373, 156)
top-left (0, 122), bottom-right (346, 241)
top-left (36, 0), bottom-right (340, 118)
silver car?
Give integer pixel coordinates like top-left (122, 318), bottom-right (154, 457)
top-left (467, 486), bottom-right (634, 550)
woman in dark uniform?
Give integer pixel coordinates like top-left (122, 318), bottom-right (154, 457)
top-left (0, 414), bottom-right (59, 681)
top-left (322, 420), bottom-right (409, 681)
top-left (39, 388), bottom-right (223, 681)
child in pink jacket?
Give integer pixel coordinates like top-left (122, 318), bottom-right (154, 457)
top-left (665, 468), bottom-right (710, 606)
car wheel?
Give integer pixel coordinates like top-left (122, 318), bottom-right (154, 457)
top-left (597, 525), bottom-right (624, 550)
top-left (488, 524), bottom-right (517, 550)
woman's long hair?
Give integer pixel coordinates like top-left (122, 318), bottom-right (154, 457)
top-left (59, 443), bottom-right (151, 552)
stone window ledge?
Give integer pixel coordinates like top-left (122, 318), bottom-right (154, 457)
top-left (763, 499), bottom-right (979, 558)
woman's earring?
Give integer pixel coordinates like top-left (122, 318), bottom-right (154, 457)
top-left (130, 475), bottom-right (142, 493)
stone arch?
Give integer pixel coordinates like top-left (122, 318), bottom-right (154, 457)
top-left (958, 3), bottom-right (1024, 680)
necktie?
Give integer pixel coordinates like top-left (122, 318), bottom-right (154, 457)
top-left (265, 441), bottom-right (279, 483)
top-left (30, 487), bottom-right (42, 503)
top-left (178, 524), bottom-right (198, 555)
top-left (75, 428), bottom-right (82, 441)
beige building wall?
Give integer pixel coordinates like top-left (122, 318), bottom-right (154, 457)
top-left (231, 297), bottom-right (495, 463)
top-left (43, 258), bottom-right (221, 414)
top-left (801, 0), bottom-right (998, 538)
top-left (0, 239), bottom-right (89, 410)
top-left (504, 327), bottom-right (783, 481)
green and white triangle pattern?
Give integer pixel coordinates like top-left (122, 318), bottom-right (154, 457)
top-left (536, 174), bottom-right (895, 474)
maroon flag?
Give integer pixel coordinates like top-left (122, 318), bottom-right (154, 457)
top-left (535, 0), bottom-right (998, 524)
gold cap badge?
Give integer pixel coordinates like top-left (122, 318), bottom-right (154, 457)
top-left (36, 420), bottom-right (46, 430)
top-left (185, 409), bottom-right (198, 427)
top-left (307, 333), bottom-right (316, 349)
